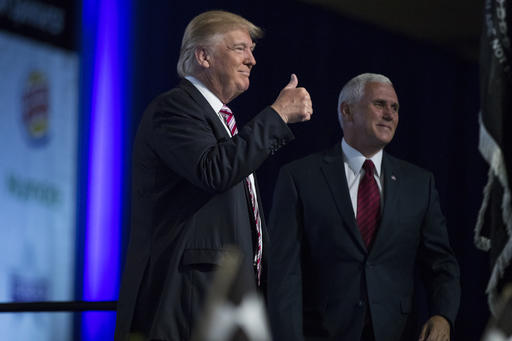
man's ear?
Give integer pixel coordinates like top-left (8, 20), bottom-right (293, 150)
top-left (340, 102), bottom-right (352, 122)
top-left (195, 47), bottom-right (210, 68)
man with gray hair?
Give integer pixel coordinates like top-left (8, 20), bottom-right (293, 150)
top-left (115, 10), bottom-right (312, 340)
top-left (268, 73), bottom-right (460, 341)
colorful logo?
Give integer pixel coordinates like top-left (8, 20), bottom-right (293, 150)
top-left (22, 71), bottom-right (50, 144)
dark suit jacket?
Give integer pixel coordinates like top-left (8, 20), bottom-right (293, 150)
top-left (114, 79), bottom-right (294, 340)
top-left (268, 145), bottom-right (460, 341)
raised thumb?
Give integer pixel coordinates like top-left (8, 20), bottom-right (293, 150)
top-left (284, 73), bottom-right (298, 89)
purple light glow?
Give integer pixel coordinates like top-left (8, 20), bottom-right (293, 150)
top-left (82, 0), bottom-right (129, 339)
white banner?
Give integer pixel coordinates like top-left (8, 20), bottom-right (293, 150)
top-left (0, 31), bottom-right (78, 341)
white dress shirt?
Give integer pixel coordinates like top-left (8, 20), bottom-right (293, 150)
top-left (341, 138), bottom-right (383, 217)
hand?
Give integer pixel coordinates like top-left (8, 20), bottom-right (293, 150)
top-left (271, 74), bottom-right (313, 123)
top-left (418, 315), bottom-right (450, 341)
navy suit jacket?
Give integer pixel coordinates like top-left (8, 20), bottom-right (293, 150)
top-left (268, 144), bottom-right (460, 341)
top-left (115, 79), bottom-right (294, 340)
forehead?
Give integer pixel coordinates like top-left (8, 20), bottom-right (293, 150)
top-left (363, 82), bottom-right (398, 102)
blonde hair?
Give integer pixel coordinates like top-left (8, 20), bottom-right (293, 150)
top-left (177, 10), bottom-right (263, 77)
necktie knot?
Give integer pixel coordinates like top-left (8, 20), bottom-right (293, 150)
top-left (220, 105), bottom-right (233, 118)
top-left (362, 159), bottom-right (375, 177)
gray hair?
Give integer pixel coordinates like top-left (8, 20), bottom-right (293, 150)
top-left (337, 73), bottom-right (393, 128)
top-left (177, 10), bottom-right (263, 78)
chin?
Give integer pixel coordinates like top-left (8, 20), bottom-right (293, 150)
top-left (372, 135), bottom-right (391, 146)
top-left (237, 85), bottom-right (250, 94)
top-left (239, 79), bottom-right (250, 90)
top-left (376, 131), bottom-right (394, 142)
top-left (379, 137), bottom-right (393, 146)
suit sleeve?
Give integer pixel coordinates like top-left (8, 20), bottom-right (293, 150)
top-left (418, 174), bottom-right (461, 327)
top-left (148, 96), bottom-right (294, 193)
top-left (267, 166), bottom-right (305, 341)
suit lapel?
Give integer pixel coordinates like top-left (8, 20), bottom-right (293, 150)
top-left (181, 79), bottom-right (267, 259)
top-left (321, 145), bottom-right (367, 251)
top-left (179, 79), bottom-right (230, 139)
top-left (371, 153), bottom-right (400, 252)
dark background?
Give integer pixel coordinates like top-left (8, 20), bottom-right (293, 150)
top-left (127, 1), bottom-right (490, 340)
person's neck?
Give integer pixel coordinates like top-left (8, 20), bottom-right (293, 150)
top-left (194, 72), bottom-right (231, 104)
top-left (360, 149), bottom-right (380, 158)
top-left (344, 138), bottom-right (382, 158)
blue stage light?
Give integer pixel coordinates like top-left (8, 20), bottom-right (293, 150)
top-left (81, 0), bottom-right (131, 339)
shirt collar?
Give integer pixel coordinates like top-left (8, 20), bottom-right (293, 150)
top-left (341, 138), bottom-right (383, 177)
top-left (185, 75), bottom-right (224, 114)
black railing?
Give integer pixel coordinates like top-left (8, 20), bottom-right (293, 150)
top-left (0, 301), bottom-right (116, 312)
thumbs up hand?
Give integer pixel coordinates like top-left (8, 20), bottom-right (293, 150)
top-left (271, 74), bottom-right (313, 124)
top-left (284, 73), bottom-right (299, 89)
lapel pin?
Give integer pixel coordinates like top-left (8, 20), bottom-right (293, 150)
top-left (391, 175), bottom-right (397, 181)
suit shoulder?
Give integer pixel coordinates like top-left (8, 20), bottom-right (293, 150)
top-left (386, 153), bottom-right (433, 179)
top-left (147, 84), bottom-right (198, 113)
top-left (136, 83), bottom-right (210, 136)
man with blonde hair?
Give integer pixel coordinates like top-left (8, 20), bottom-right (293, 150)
top-left (115, 10), bottom-right (312, 340)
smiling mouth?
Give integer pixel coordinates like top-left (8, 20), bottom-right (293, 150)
top-left (377, 124), bottom-right (392, 130)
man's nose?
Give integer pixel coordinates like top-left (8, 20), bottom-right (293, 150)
top-left (383, 105), bottom-right (395, 119)
top-left (246, 49), bottom-right (256, 66)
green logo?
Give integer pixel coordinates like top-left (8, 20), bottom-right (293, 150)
top-left (6, 174), bottom-right (61, 206)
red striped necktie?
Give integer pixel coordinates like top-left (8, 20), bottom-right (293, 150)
top-left (357, 159), bottom-right (381, 248)
top-left (219, 105), bottom-right (263, 285)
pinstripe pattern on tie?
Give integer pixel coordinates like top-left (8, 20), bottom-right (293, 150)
top-left (219, 106), bottom-right (238, 135)
top-left (219, 105), bottom-right (263, 285)
top-left (357, 159), bottom-right (381, 248)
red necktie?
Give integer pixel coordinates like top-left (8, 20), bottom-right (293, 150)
top-left (357, 160), bottom-right (381, 248)
top-left (219, 105), bottom-right (263, 285)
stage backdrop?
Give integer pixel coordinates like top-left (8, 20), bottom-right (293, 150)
top-left (0, 30), bottom-right (78, 341)
top-left (127, 1), bottom-right (490, 340)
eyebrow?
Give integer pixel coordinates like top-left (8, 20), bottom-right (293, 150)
top-left (231, 42), bottom-right (256, 50)
top-left (373, 99), bottom-right (399, 110)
